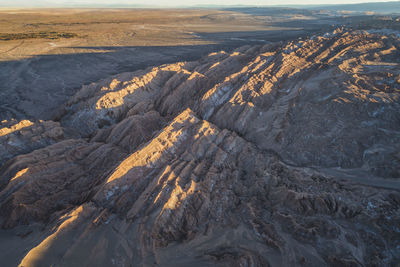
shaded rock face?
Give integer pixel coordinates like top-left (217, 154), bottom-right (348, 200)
top-left (0, 30), bottom-right (399, 266)
top-left (0, 119), bottom-right (64, 166)
top-left (60, 29), bottom-right (400, 177)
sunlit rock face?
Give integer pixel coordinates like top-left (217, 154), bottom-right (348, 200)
top-left (60, 29), bottom-right (400, 177)
top-left (0, 30), bottom-right (399, 266)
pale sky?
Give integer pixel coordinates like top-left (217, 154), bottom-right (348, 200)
top-left (0, 0), bottom-right (396, 7)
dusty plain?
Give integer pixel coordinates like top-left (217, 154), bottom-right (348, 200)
top-left (0, 8), bottom-right (349, 120)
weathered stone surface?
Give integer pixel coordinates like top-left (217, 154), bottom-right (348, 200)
top-left (61, 30), bottom-right (400, 177)
top-left (0, 119), bottom-right (64, 166)
top-left (0, 139), bottom-right (126, 228)
top-left (0, 30), bottom-right (399, 266)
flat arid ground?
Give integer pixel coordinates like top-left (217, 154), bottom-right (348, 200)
top-left (0, 8), bottom-right (346, 120)
top-left (0, 6), bottom-right (399, 267)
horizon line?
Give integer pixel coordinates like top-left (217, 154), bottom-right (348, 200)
top-left (0, 1), bottom-right (398, 9)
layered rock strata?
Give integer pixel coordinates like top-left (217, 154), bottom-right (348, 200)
top-left (0, 29), bottom-right (399, 266)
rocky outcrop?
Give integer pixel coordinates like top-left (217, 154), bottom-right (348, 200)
top-left (3, 108), bottom-right (399, 266)
top-left (0, 30), bottom-right (399, 266)
top-left (0, 119), bottom-right (64, 166)
top-left (0, 139), bottom-right (126, 228)
top-left (60, 29), bottom-right (400, 177)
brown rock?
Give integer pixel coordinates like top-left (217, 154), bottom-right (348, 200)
top-left (0, 30), bottom-right (399, 266)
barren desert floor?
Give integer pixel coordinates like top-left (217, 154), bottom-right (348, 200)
top-left (0, 8), bottom-right (340, 121)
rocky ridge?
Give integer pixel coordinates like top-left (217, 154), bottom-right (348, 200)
top-left (0, 29), bottom-right (399, 266)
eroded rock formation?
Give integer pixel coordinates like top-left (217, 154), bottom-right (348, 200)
top-left (0, 29), bottom-right (399, 266)
top-left (0, 119), bottom-right (64, 166)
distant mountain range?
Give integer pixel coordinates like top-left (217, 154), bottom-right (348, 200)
top-left (288, 1), bottom-right (400, 14)
top-left (201, 1), bottom-right (400, 14)
top-left (0, 1), bottom-right (399, 14)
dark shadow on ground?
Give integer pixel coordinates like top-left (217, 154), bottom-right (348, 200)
top-left (0, 44), bottom-right (225, 121)
top-left (0, 26), bottom-right (333, 122)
